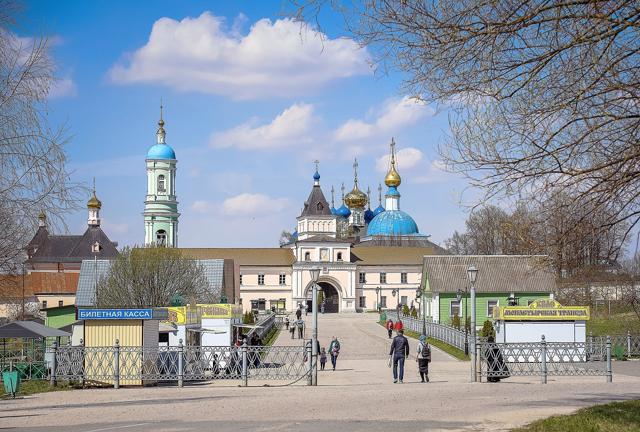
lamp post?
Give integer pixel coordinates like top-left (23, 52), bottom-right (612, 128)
top-left (467, 265), bottom-right (478, 383)
top-left (391, 289), bottom-right (400, 314)
top-left (375, 287), bottom-right (381, 312)
top-left (457, 288), bottom-right (468, 356)
top-left (309, 268), bottom-right (320, 386)
top-left (415, 288), bottom-right (427, 336)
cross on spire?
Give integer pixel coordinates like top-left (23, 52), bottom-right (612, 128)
top-left (367, 186), bottom-right (371, 208)
top-left (341, 183), bottom-right (345, 201)
top-left (353, 158), bottom-right (359, 186)
top-left (331, 185), bottom-right (335, 208)
top-left (390, 137), bottom-right (396, 167)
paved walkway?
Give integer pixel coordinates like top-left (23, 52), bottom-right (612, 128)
top-left (2, 313), bottom-right (640, 432)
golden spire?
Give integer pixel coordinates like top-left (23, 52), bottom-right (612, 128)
top-left (87, 178), bottom-right (102, 209)
top-left (345, 158), bottom-right (367, 208)
top-left (157, 99), bottom-right (166, 144)
top-left (384, 137), bottom-right (401, 187)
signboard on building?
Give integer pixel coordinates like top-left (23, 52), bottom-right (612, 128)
top-left (494, 299), bottom-right (590, 321)
top-left (78, 308), bottom-right (154, 320)
top-left (164, 306), bottom-right (200, 325)
top-left (199, 304), bottom-right (243, 319)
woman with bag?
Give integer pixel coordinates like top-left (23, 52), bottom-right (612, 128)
top-left (416, 335), bottom-right (431, 383)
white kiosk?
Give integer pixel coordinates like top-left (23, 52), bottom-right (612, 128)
top-left (493, 299), bottom-right (590, 343)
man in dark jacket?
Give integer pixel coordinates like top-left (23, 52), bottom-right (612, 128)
top-left (389, 329), bottom-right (410, 383)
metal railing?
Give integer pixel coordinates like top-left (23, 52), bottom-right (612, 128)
top-left (1, 340), bottom-right (48, 381)
top-left (385, 310), bottom-right (467, 351)
top-left (479, 335), bottom-right (612, 383)
top-left (49, 339), bottom-right (310, 387)
top-left (588, 332), bottom-right (640, 358)
top-left (247, 312), bottom-right (277, 341)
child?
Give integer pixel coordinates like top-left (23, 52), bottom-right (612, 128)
top-left (320, 347), bottom-right (327, 371)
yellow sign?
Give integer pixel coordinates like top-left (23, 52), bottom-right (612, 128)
top-left (494, 299), bottom-right (590, 321)
top-left (198, 304), bottom-right (243, 319)
top-left (164, 306), bottom-right (199, 325)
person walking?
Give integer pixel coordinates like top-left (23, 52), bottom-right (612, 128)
top-left (296, 307), bottom-right (302, 320)
top-left (389, 329), bottom-right (409, 383)
top-left (329, 336), bottom-right (341, 371)
top-left (297, 319), bottom-right (304, 339)
top-left (386, 319), bottom-right (394, 338)
top-left (321, 301), bottom-right (325, 314)
top-left (320, 347), bottom-right (327, 371)
top-left (484, 335), bottom-right (510, 382)
top-left (416, 335), bottom-right (431, 382)
top-left (284, 316), bottom-right (290, 330)
top-left (290, 322), bottom-right (296, 339)
top-left (394, 319), bottom-right (403, 333)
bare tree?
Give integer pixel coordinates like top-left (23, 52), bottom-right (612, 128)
top-left (294, 0), bottom-right (640, 255)
top-left (96, 246), bottom-right (213, 308)
top-left (0, 1), bottom-right (82, 275)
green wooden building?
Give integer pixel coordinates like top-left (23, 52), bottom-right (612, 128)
top-left (422, 255), bottom-right (556, 327)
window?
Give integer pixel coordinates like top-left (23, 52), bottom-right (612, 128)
top-left (239, 274), bottom-right (243, 285)
top-left (401, 273), bottom-right (407, 284)
top-left (359, 296), bottom-right (366, 308)
top-left (380, 272), bottom-right (387, 284)
top-left (380, 296), bottom-right (387, 308)
top-left (359, 272), bottom-right (366, 283)
top-left (157, 175), bottom-right (166, 192)
top-left (42, 301), bottom-right (47, 309)
top-left (91, 242), bottom-right (101, 253)
top-left (156, 230), bottom-right (167, 246)
top-left (159, 333), bottom-right (169, 344)
top-left (401, 296), bottom-right (408, 306)
top-left (487, 300), bottom-right (499, 317)
top-left (279, 273), bottom-right (286, 285)
top-left (58, 300), bottom-right (63, 308)
top-left (450, 300), bottom-right (461, 317)
top-left (304, 252), bottom-right (311, 261)
top-left (316, 202), bottom-right (324, 211)
top-left (337, 252), bottom-right (343, 261)
top-left (258, 274), bottom-right (265, 285)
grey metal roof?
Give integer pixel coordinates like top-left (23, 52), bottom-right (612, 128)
top-left (300, 185), bottom-right (332, 217)
top-left (27, 226), bottom-right (118, 263)
top-left (75, 259), bottom-right (225, 307)
top-left (423, 255), bottom-right (555, 294)
top-left (0, 320), bottom-right (70, 338)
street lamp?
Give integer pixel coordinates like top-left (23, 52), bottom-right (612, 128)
top-left (415, 288), bottom-right (427, 336)
top-left (457, 288), bottom-right (469, 356)
top-left (391, 288), bottom-right (400, 314)
top-left (308, 268), bottom-right (320, 386)
top-left (467, 265), bottom-right (478, 382)
top-left (375, 287), bottom-right (381, 312)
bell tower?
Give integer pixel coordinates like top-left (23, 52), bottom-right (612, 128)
top-left (143, 103), bottom-right (179, 247)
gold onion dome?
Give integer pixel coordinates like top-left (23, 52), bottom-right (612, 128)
top-left (384, 138), bottom-right (401, 187)
top-left (87, 191), bottom-right (102, 209)
top-left (344, 158), bottom-right (367, 208)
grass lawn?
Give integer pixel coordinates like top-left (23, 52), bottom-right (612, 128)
top-left (1, 379), bottom-right (77, 399)
top-left (587, 313), bottom-right (640, 336)
top-left (378, 322), bottom-right (470, 361)
top-left (513, 400), bottom-right (640, 432)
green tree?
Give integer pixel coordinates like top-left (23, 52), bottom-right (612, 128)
top-left (451, 314), bottom-right (461, 330)
top-left (410, 307), bottom-right (418, 318)
top-left (96, 246), bottom-right (212, 307)
top-left (243, 311), bottom-right (255, 325)
top-left (480, 320), bottom-right (496, 339)
top-left (402, 304), bottom-right (410, 316)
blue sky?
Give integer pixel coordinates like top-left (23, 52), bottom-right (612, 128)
top-left (21, 0), bottom-right (473, 248)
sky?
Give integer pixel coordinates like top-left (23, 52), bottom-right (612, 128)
top-left (19, 0), bottom-right (474, 248)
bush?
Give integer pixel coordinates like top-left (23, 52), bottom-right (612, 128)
top-left (410, 308), bottom-right (418, 318)
top-left (402, 304), bottom-right (410, 316)
top-left (480, 320), bottom-right (495, 338)
top-left (243, 311), bottom-right (255, 325)
top-left (451, 314), bottom-right (461, 330)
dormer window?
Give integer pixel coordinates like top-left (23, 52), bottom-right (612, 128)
top-left (316, 202), bottom-right (323, 211)
top-left (91, 242), bottom-right (102, 253)
top-left (158, 175), bottom-right (166, 193)
top-left (337, 252), bottom-right (343, 261)
top-left (304, 252), bottom-right (311, 261)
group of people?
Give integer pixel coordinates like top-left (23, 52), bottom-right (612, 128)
top-left (285, 308), bottom-right (307, 339)
top-left (388, 323), bottom-right (431, 383)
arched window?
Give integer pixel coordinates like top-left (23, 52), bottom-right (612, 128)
top-left (304, 252), bottom-right (311, 261)
top-left (157, 175), bottom-right (166, 193)
top-left (316, 202), bottom-right (323, 211)
top-left (156, 229), bottom-right (167, 246)
top-left (337, 252), bottom-right (343, 261)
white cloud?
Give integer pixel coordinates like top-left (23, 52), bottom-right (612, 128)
top-left (190, 200), bottom-right (216, 213)
top-left (376, 147), bottom-right (424, 172)
top-left (334, 96), bottom-right (433, 143)
top-left (211, 103), bottom-right (317, 150)
top-left (108, 12), bottom-right (370, 99)
top-left (412, 159), bottom-right (454, 184)
top-left (49, 77), bottom-right (77, 99)
top-left (222, 193), bottom-right (289, 216)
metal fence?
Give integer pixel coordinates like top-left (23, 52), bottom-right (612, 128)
top-left (385, 310), bottom-right (467, 351)
top-left (1, 339), bottom-right (48, 380)
top-left (588, 332), bottom-right (640, 358)
top-left (50, 340), bottom-right (311, 387)
top-left (479, 336), bottom-right (612, 383)
top-left (247, 313), bottom-right (276, 341)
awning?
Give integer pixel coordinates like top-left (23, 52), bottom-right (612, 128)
top-left (233, 324), bottom-right (264, 329)
top-left (187, 327), bottom-right (227, 334)
top-left (0, 321), bottom-right (71, 338)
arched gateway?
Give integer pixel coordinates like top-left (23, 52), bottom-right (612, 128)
top-left (305, 281), bottom-right (341, 313)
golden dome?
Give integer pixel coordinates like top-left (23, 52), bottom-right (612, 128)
top-left (345, 186), bottom-right (367, 208)
top-left (384, 137), bottom-right (401, 187)
top-left (87, 191), bottom-right (102, 209)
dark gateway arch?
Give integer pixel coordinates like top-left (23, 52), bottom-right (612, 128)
top-left (306, 281), bottom-right (340, 313)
